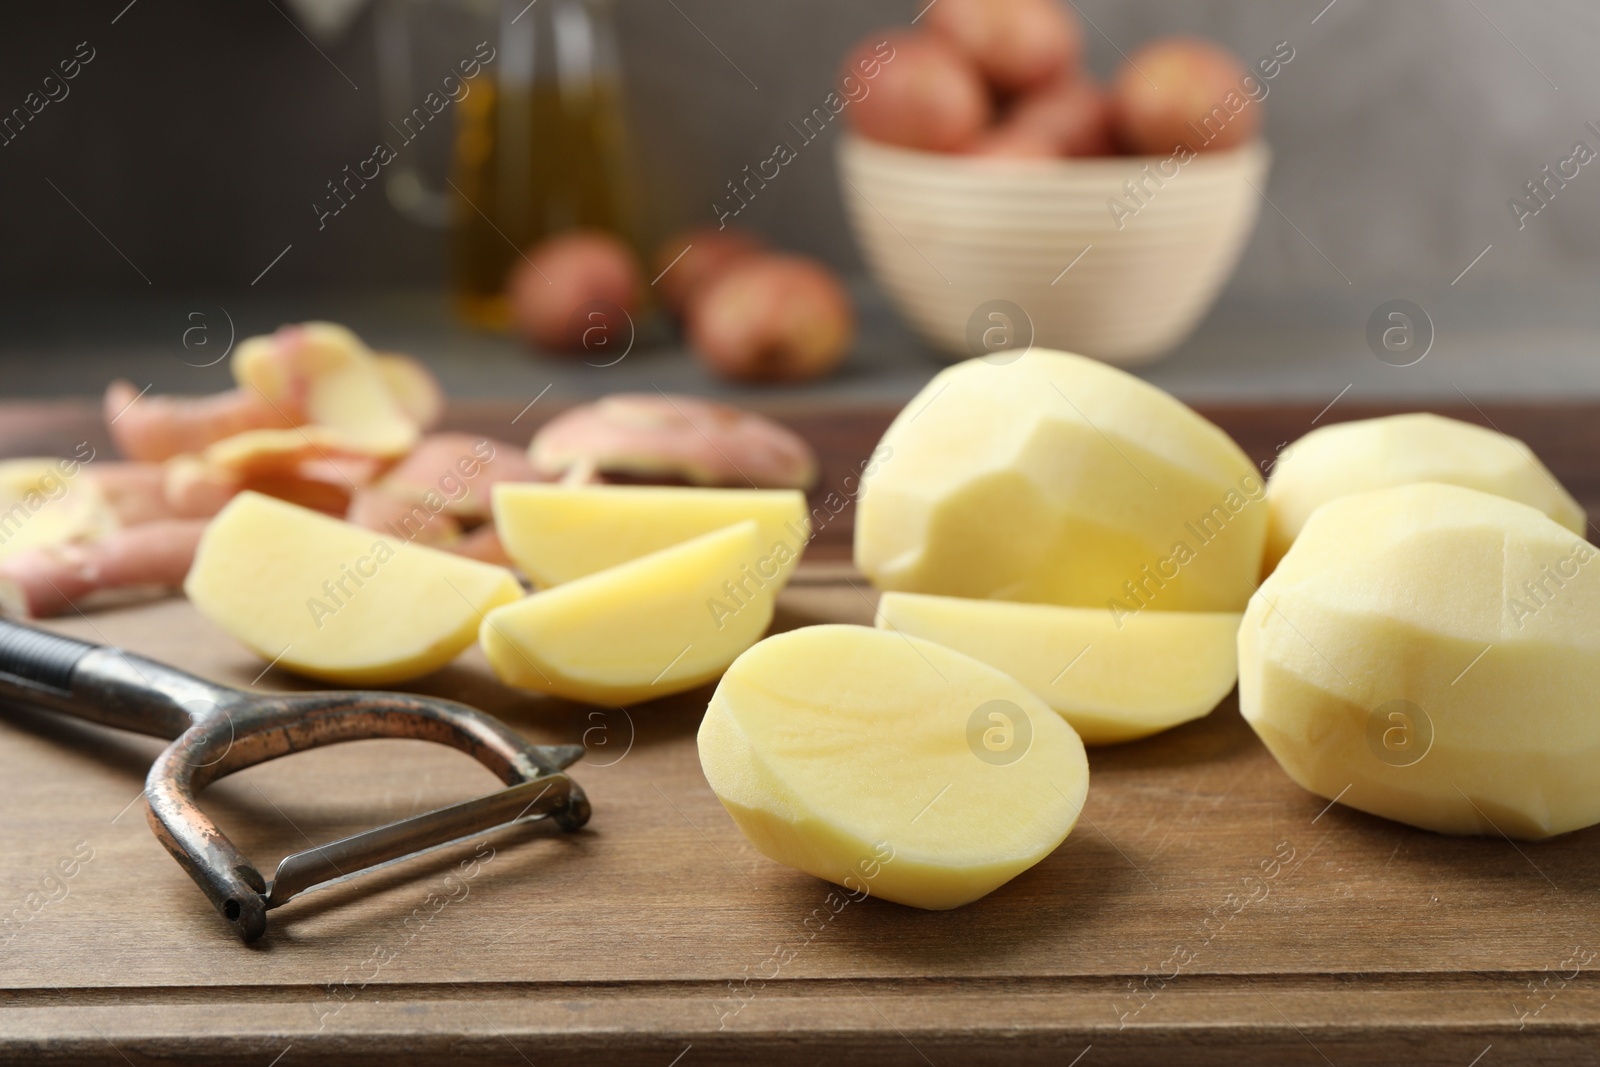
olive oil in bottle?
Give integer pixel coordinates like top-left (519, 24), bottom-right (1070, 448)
top-left (447, 0), bottom-right (638, 329)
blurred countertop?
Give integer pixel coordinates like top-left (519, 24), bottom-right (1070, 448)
top-left (2, 278), bottom-right (1597, 408)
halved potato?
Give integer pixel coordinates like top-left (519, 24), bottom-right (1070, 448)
top-left (876, 592), bottom-right (1240, 744)
top-left (480, 521), bottom-right (773, 704)
top-left (185, 491), bottom-right (520, 684)
top-left (493, 483), bottom-right (810, 587)
top-left (700, 625), bottom-right (1089, 910)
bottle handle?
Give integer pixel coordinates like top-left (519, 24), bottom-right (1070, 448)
top-left (374, 0), bottom-right (452, 228)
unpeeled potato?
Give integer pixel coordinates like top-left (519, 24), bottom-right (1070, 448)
top-left (687, 254), bottom-right (853, 383)
top-left (842, 32), bottom-right (991, 153)
top-left (652, 227), bottom-right (765, 315)
top-left (925, 0), bottom-right (1081, 94)
top-left (971, 78), bottom-right (1115, 159)
top-left (1112, 37), bottom-right (1259, 155)
top-left (509, 230), bottom-right (642, 354)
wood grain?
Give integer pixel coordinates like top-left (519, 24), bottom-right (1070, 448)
top-left (0, 400), bottom-right (1597, 1065)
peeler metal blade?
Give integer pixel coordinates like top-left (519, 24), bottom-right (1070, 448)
top-left (264, 772), bottom-right (577, 909)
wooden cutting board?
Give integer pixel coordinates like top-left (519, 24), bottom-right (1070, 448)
top-left (2, 399), bottom-right (1599, 1067)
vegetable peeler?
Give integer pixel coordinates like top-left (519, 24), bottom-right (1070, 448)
top-left (0, 619), bottom-right (590, 943)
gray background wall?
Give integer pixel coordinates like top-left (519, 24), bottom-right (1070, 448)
top-left (1, 0), bottom-right (1595, 300)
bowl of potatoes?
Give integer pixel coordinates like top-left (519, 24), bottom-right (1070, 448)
top-left (835, 2), bottom-right (1283, 365)
top-left (839, 136), bottom-right (1268, 365)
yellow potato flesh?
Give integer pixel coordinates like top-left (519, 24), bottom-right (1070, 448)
top-left (232, 322), bottom-right (418, 457)
top-left (1264, 413), bottom-right (1585, 573)
top-left (493, 484), bottom-right (810, 587)
top-left (876, 592), bottom-right (1240, 744)
top-left (480, 521), bottom-right (773, 704)
top-left (855, 349), bottom-right (1266, 612)
top-left (699, 625), bottom-right (1089, 909)
top-left (0, 458), bottom-right (117, 561)
top-left (1240, 482), bottom-right (1600, 839)
top-left (185, 491), bottom-right (520, 685)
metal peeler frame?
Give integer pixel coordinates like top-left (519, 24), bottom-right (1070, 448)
top-left (0, 619), bottom-right (590, 943)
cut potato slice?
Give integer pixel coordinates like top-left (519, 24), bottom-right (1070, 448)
top-left (699, 624), bottom-right (1089, 910)
top-left (493, 483), bottom-right (810, 587)
top-left (0, 458), bottom-right (117, 562)
top-left (1264, 413), bottom-right (1585, 573)
top-left (480, 521), bottom-right (773, 704)
top-left (185, 491), bottom-right (520, 685)
top-left (1241, 482), bottom-right (1600, 839)
top-left (876, 592), bottom-right (1240, 744)
top-left (856, 349), bottom-right (1266, 612)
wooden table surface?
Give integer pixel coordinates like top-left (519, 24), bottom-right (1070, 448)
top-left (3, 399), bottom-right (1600, 1066)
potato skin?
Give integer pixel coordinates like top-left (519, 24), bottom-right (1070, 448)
top-left (1111, 37), bottom-right (1260, 155)
top-left (687, 254), bottom-right (854, 383)
top-left (842, 32), bottom-right (991, 153)
top-left (925, 0), bottom-right (1081, 94)
top-left (508, 230), bottom-right (642, 353)
top-left (969, 78), bottom-right (1115, 159)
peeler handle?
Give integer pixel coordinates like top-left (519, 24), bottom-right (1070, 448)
top-left (0, 618), bottom-right (97, 696)
top-left (0, 619), bottom-right (222, 740)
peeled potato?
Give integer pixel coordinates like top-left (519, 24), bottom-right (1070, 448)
top-left (687, 254), bottom-right (854, 383)
top-left (699, 624), bottom-right (1088, 909)
top-left (1112, 37), bottom-right (1259, 155)
top-left (185, 492), bottom-right (521, 685)
top-left (843, 32), bottom-right (991, 153)
top-left (877, 592), bottom-right (1240, 744)
top-left (480, 521), bottom-right (773, 704)
top-left (493, 484), bottom-right (809, 587)
top-left (1264, 413), bottom-right (1585, 573)
top-left (925, 0), bottom-right (1081, 93)
top-left (1241, 482), bottom-right (1600, 839)
top-left (855, 349), bottom-right (1267, 612)
top-left (509, 230), bottom-right (642, 354)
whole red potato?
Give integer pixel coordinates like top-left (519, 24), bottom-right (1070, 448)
top-left (688, 255), bottom-right (854, 383)
top-left (1112, 38), bottom-right (1260, 155)
top-left (509, 229), bottom-right (643, 354)
top-left (842, 31), bottom-right (991, 153)
top-left (652, 226), bottom-right (765, 315)
top-left (970, 78), bottom-right (1115, 159)
top-left (926, 0), bottom-right (1081, 94)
